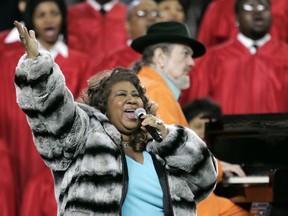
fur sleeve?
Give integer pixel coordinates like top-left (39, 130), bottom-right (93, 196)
top-left (147, 124), bottom-right (218, 203)
top-left (15, 52), bottom-right (89, 171)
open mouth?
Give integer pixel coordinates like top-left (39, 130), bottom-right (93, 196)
top-left (252, 15), bottom-right (265, 23)
top-left (43, 27), bottom-right (57, 39)
top-left (124, 109), bottom-right (137, 119)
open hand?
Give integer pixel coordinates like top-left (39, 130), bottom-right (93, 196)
top-left (14, 21), bottom-right (39, 59)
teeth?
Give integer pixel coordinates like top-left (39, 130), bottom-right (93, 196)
top-left (125, 109), bottom-right (135, 112)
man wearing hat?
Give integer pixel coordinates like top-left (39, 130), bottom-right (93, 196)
top-left (131, 21), bottom-right (249, 216)
top-left (131, 21), bottom-right (205, 125)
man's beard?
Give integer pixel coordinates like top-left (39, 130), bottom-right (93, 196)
top-left (172, 75), bottom-right (190, 90)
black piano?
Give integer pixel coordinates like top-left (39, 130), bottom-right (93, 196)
top-left (205, 113), bottom-right (288, 214)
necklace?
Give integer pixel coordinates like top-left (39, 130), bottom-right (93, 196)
top-left (122, 142), bottom-right (129, 148)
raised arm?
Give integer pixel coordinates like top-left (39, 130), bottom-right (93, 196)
top-left (14, 21), bottom-right (89, 171)
top-left (14, 21), bottom-right (39, 59)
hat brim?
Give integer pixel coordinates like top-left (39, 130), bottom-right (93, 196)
top-left (131, 33), bottom-right (206, 58)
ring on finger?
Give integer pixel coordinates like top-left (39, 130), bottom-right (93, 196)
top-left (19, 35), bottom-right (25, 40)
top-left (156, 119), bottom-right (163, 125)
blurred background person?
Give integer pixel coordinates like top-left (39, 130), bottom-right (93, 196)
top-left (156, 0), bottom-right (185, 22)
top-left (183, 97), bottom-right (222, 139)
top-left (181, 0), bottom-right (288, 114)
top-left (131, 0), bottom-right (186, 72)
top-left (23, 0), bottom-right (93, 98)
top-left (197, 0), bottom-right (288, 49)
top-left (182, 97), bottom-right (249, 216)
top-left (67, 0), bottom-right (128, 69)
top-left (94, 0), bottom-right (159, 72)
top-left (182, 98), bottom-right (246, 178)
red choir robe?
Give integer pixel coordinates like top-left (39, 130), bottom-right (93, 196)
top-left (54, 49), bottom-right (93, 99)
top-left (68, 1), bottom-right (128, 68)
top-left (0, 51), bottom-right (42, 211)
top-left (0, 140), bottom-right (16, 216)
top-left (181, 38), bottom-right (288, 114)
top-left (0, 28), bottom-right (23, 59)
top-left (94, 44), bottom-right (141, 73)
top-left (20, 167), bottom-right (57, 216)
top-left (197, 0), bottom-right (288, 49)
top-left (0, 47), bottom-right (93, 212)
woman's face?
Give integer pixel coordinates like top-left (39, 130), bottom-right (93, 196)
top-left (157, 0), bottom-right (185, 22)
top-left (106, 81), bottom-right (144, 134)
top-left (33, 1), bottom-right (62, 44)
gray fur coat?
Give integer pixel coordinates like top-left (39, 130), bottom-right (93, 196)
top-left (15, 52), bottom-right (217, 216)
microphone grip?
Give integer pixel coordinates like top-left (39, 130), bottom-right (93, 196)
top-left (145, 125), bottom-right (163, 142)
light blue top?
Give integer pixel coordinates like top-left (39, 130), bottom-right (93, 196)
top-left (122, 151), bottom-right (164, 216)
top-left (158, 72), bottom-right (181, 100)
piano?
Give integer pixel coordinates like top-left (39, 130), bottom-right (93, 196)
top-left (204, 113), bottom-right (288, 205)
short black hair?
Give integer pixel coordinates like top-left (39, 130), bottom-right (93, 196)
top-left (24, 0), bottom-right (67, 43)
top-left (182, 98), bottom-right (222, 121)
top-left (155, 0), bottom-right (187, 18)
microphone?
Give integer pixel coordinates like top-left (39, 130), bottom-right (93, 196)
top-left (134, 108), bottom-right (163, 142)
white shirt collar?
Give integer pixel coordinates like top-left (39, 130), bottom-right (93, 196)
top-left (127, 39), bottom-right (132, 46)
top-left (86, 0), bottom-right (118, 12)
top-left (4, 25), bottom-right (23, 44)
top-left (237, 33), bottom-right (271, 54)
top-left (4, 25), bottom-right (68, 58)
top-left (38, 36), bottom-right (68, 59)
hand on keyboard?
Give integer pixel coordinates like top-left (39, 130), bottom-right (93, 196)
top-left (220, 161), bottom-right (246, 178)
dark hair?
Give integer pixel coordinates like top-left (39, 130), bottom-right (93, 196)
top-left (24, 0), bottom-right (67, 43)
top-left (182, 98), bottom-right (222, 122)
top-left (155, 0), bottom-right (187, 18)
top-left (234, 0), bottom-right (271, 15)
top-left (81, 67), bottom-right (158, 152)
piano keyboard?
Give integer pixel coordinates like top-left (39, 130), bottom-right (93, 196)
top-left (222, 176), bottom-right (270, 184)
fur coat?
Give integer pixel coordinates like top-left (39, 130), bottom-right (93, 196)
top-left (15, 52), bottom-right (217, 216)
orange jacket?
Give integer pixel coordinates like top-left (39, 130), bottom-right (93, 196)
top-left (138, 66), bottom-right (188, 126)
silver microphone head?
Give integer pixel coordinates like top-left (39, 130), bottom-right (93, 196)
top-left (134, 108), bottom-right (146, 119)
